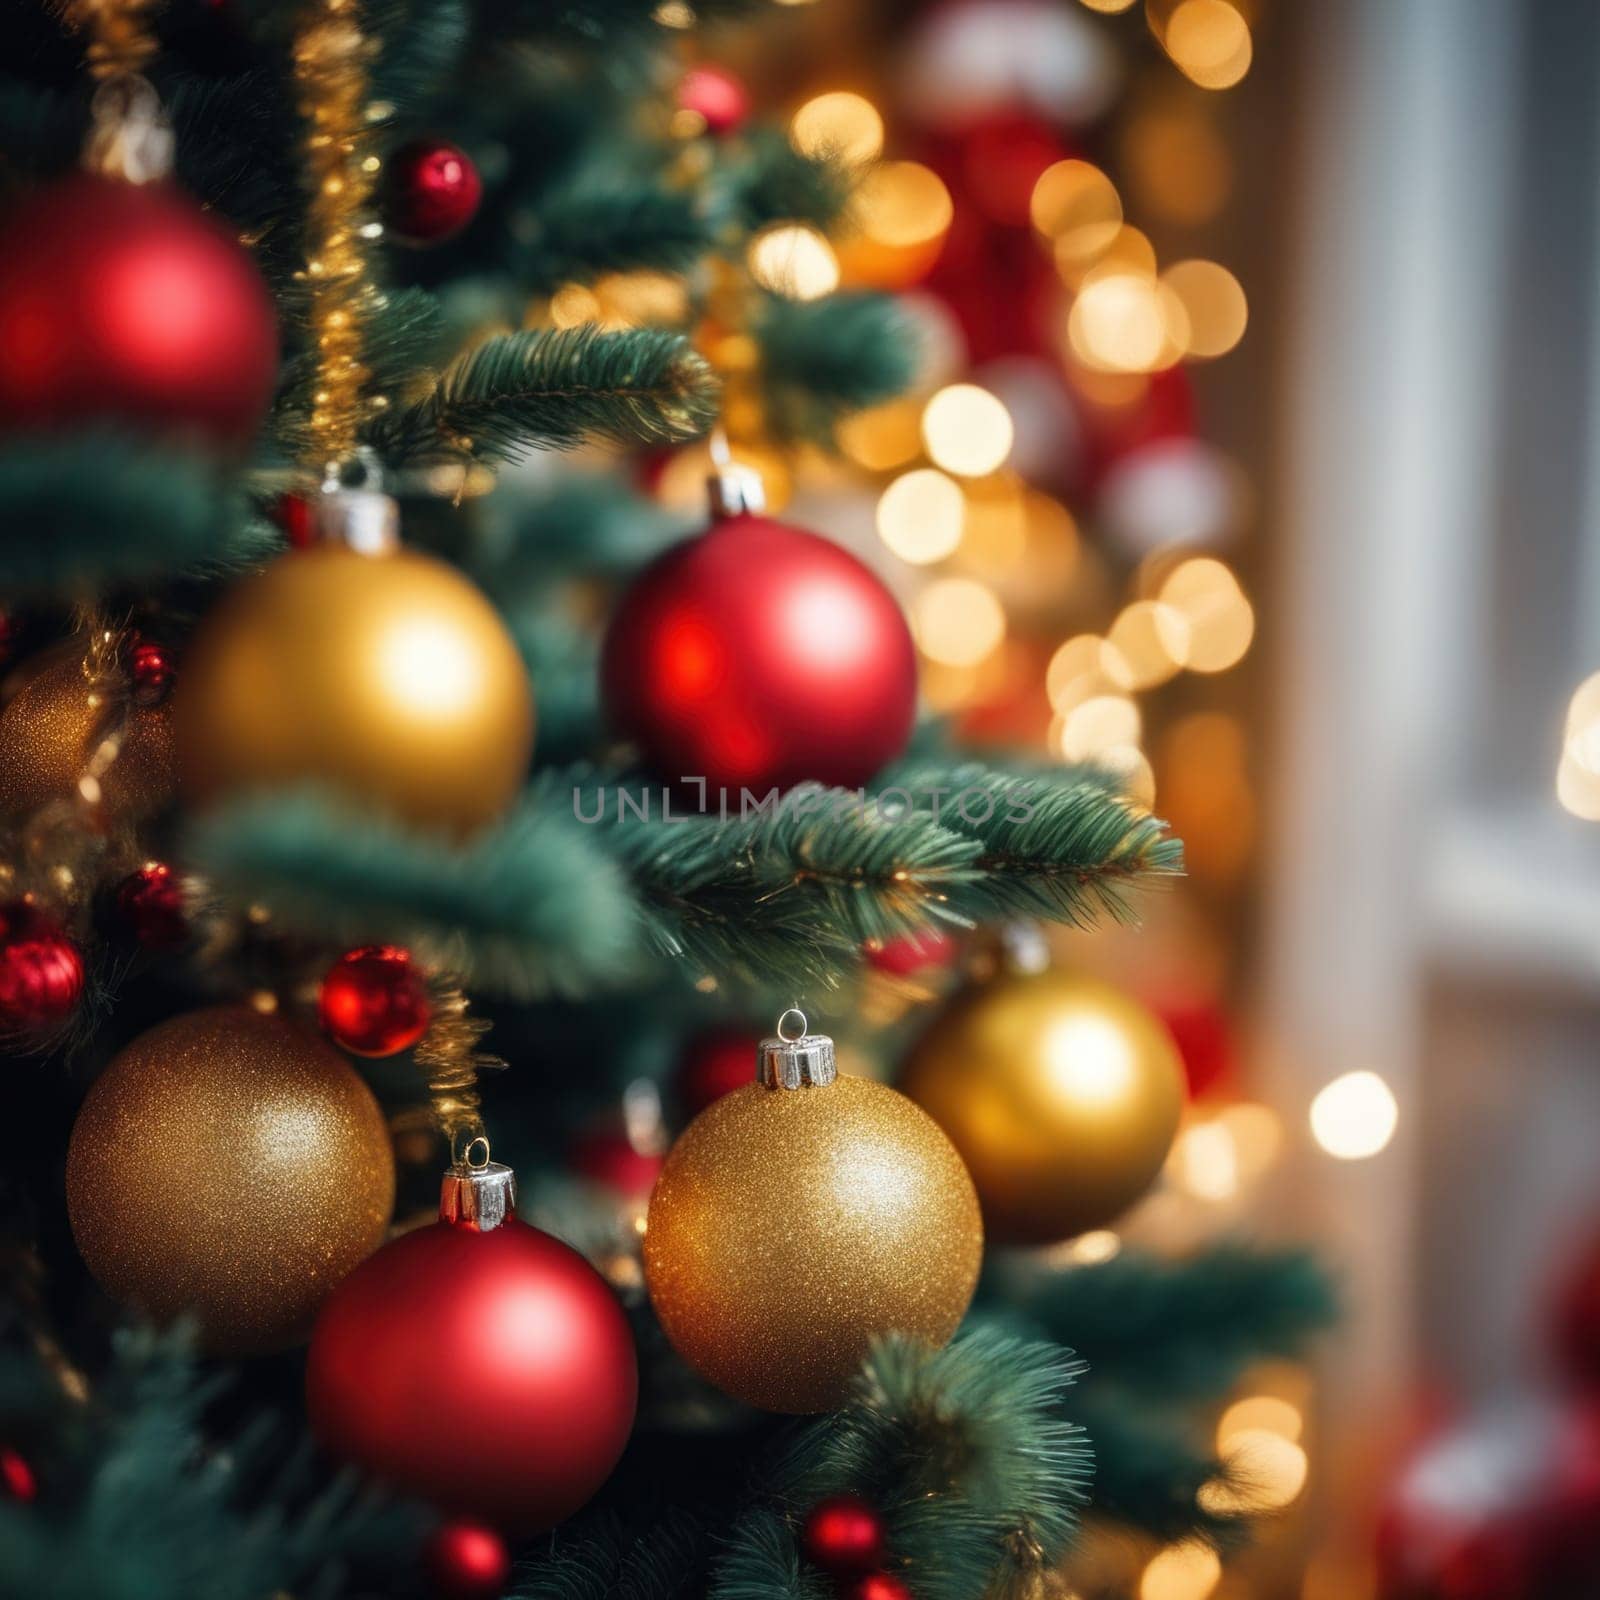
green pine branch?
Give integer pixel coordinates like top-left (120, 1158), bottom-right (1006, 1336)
top-left (513, 182), bottom-right (716, 294)
top-left (364, 326), bottom-right (719, 463)
top-left (722, 129), bottom-right (856, 235)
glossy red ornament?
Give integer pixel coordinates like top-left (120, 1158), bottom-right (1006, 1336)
top-left (0, 1446), bottom-right (35, 1502)
top-left (423, 1519), bottom-right (511, 1600)
top-left (0, 902), bottom-right (83, 1033)
top-left (319, 946), bottom-right (431, 1058)
top-left (801, 1494), bottom-right (886, 1575)
top-left (386, 140), bottom-right (483, 246)
top-left (0, 175), bottom-right (276, 450)
top-left (673, 1027), bottom-right (759, 1118)
top-left (842, 1576), bottom-right (913, 1600)
top-left (865, 928), bottom-right (958, 977)
top-left (601, 510), bottom-right (917, 797)
top-left (127, 638), bottom-right (174, 707)
top-left (677, 66), bottom-right (749, 136)
top-left (307, 1202), bottom-right (637, 1532)
top-left (115, 862), bottom-right (187, 950)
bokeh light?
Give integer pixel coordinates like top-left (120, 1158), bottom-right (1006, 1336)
top-left (1068, 273), bottom-right (1189, 373)
top-left (922, 384), bottom-right (1015, 476)
top-left (877, 469), bottom-right (966, 564)
top-left (1140, 1542), bottom-right (1222, 1600)
top-left (1161, 260), bottom-right (1248, 358)
top-left (1159, 557), bottom-right (1254, 671)
top-left (1056, 693), bottom-right (1141, 759)
top-left (1310, 1071), bottom-right (1399, 1160)
top-left (1031, 160), bottom-right (1123, 267)
top-left (1218, 1395), bottom-right (1304, 1450)
top-left (1558, 671), bottom-right (1600, 818)
top-left (1169, 1118), bottom-right (1239, 1201)
top-left (789, 91), bottom-right (883, 163)
top-left (912, 577), bottom-right (1007, 666)
top-left (838, 399), bottom-right (924, 471)
top-left (1106, 599), bottom-right (1191, 687)
top-left (747, 224), bottom-right (840, 300)
top-left (1161, 0), bottom-right (1253, 91)
top-left (1200, 1428), bottom-right (1309, 1513)
top-left (854, 160), bottom-right (953, 248)
top-left (1122, 103), bottom-right (1232, 224)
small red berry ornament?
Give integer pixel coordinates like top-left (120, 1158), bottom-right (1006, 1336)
top-left (423, 1519), bottom-right (511, 1600)
top-left (801, 1494), bottom-right (887, 1576)
top-left (865, 928), bottom-right (957, 977)
top-left (127, 638), bottom-right (175, 707)
top-left (319, 946), bottom-right (431, 1057)
top-left (307, 1158), bottom-right (638, 1532)
top-left (673, 1026), bottom-right (761, 1118)
top-left (0, 902), bottom-right (84, 1033)
top-left (677, 66), bottom-right (749, 137)
top-left (0, 1446), bottom-right (36, 1502)
top-left (115, 863), bottom-right (188, 950)
top-left (843, 1576), bottom-right (913, 1600)
top-left (0, 175), bottom-right (277, 450)
top-left (602, 468), bottom-right (917, 798)
top-left (386, 139), bottom-right (483, 246)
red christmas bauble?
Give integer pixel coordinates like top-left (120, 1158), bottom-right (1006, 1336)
top-left (673, 1027), bottom-right (759, 1118)
top-left (842, 1576), bottom-right (913, 1600)
top-left (0, 1446), bottom-right (35, 1502)
top-left (0, 175), bottom-right (276, 449)
top-left (306, 1214), bottom-right (637, 1531)
top-left (115, 863), bottom-right (188, 950)
top-left (677, 66), bottom-right (749, 136)
top-left (569, 1129), bottom-right (665, 1199)
top-left (318, 946), bottom-right (431, 1058)
top-left (1157, 998), bottom-right (1235, 1101)
top-left (0, 902), bottom-right (83, 1033)
top-left (865, 928), bottom-right (958, 977)
top-left (601, 511), bottom-right (917, 796)
top-left (423, 1519), bottom-right (511, 1600)
top-left (801, 1494), bottom-right (886, 1575)
top-left (386, 140), bottom-right (483, 246)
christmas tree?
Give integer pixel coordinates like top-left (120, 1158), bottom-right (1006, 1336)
top-left (0, 3), bottom-right (1332, 1599)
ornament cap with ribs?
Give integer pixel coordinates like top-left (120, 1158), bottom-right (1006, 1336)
top-left (758, 1007), bottom-right (836, 1088)
top-left (440, 1154), bottom-right (516, 1232)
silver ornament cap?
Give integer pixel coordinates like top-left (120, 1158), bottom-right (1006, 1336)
top-left (439, 1147), bottom-right (517, 1232)
top-left (757, 1008), bottom-right (836, 1090)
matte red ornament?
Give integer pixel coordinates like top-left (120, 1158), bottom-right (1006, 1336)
top-left (0, 1446), bottom-right (35, 1502)
top-left (673, 1026), bottom-right (760, 1118)
top-left (115, 863), bottom-right (188, 950)
top-left (306, 1174), bottom-right (637, 1532)
top-left (865, 928), bottom-right (957, 977)
top-left (386, 140), bottom-right (483, 246)
top-left (0, 175), bottom-right (276, 450)
top-left (319, 946), bottom-right (431, 1058)
top-left (127, 638), bottom-right (174, 707)
top-left (1157, 998), bottom-right (1234, 1101)
top-left (801, 1494), bottom-right (887, 1575)
top-left (569, 1129), bottom-right (665, 1200)
top-left (0, 902), bottom-right (84, 1033)
top-left (842, 1575), bottom-right (914, 1600)
top-left (601, 510), bottom-right (917, 797)
top-left (270, 492), bottom-right (316, 549)
top-left (423, 1519), bottom-right (511, 1600)
top-left (677, 66), bottom-right (749, 136)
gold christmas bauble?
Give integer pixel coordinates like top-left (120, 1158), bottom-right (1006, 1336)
top-left (0, 645), bottom-right (174, 821)
top-left (175, 545), bottom-right (534, 837)
top-left (66, 1005), bottom-right (395, 1354)
top-left (644, 1073), bottom-right (983, 1413)
top-left (900, 969), bottom-right (1184, 1245)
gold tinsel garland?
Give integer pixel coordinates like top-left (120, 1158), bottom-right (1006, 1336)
top-left (413, 979), bottom-right (506, 1160)
top-left (69, 0), bottom-right (159, 82)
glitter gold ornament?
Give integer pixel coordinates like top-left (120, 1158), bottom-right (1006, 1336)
top-left (644, 1012), bottom-right (982, 1413)
top-left (175, 540), bottom-right (534, 837)
top-left (899, 967), bottom-right (1184, 1245)
top-left (66, 1005), bottom-right (395, 1354)
top-left (0, 643), bottom-right (174, 822)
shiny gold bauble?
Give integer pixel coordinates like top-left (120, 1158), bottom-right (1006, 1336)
top-left (176, 545), bottom-right (534, 837)
top-left (644, 1075), bottom-right (982, 1413)
top-left (66, 1005), bottom-right (395, 1354)
top-left (0, 646), bottom-right (174, 821)
top-left (900, 969), bottom-right (1184, 1245)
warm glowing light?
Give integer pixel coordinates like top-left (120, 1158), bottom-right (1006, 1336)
top-left (1159, 558), bottom-right (1254, 672)
top-left (955, 475), bottom-right (1029, 573)
top-left (1068, 1228), bottom-right (1122, 1263)
top-left (378, 619), bottom-right (483, 719)
top-left (1219, 1102), bottom-right (1284, 1181)
top-left (1079, 0), bottom-right (1136, 10)
top-left (1107, 600), bottom-right (1191, 687)
top-left (922, 384), bottom-right (1015, 477)
top-left (1096, 743), bottom-right (1157, 808)
top-left (1565, 670), bottom-right (1600, 745)
top-left (855, 160), bottom-right (954, 247)
top-left (1140, 1542), bottom-right (1222, 1600)
top-left (790, 91), bottom-right (883, 164)
top-left (1162, 0), bottom-right (1253, 90)
top-left (1169, 1119), bottom-right (1238, 1201)
top-left (747, 224), bottom-right (840, 300)
top-left (1218, 1396), bottom-right (1304, 1450)
top-left (912, 578), bottom-right (1006, 667)
top-left (1070, 224), bottom-right (1158, 288)
top-left (1123, 106), bottom-right (1232, 224)
top-left (1068, 274), bottom-right (1189, 373)
top-left (1042, 1014), bottom-right (1138, 1106)
top-left (839, 400), bottom-right (924, 471)
top-left (1556, 751), bottom-right (1600, 819)
top-left (1057, 694), bottom-right (1141, 760)
top-left (1047, 634), bottom-right (1128, 711)
top-left (1560, 672), bottom-right (1600, 816)
top-left (877, 469), bottom-right (966, 564)
top-left (1310, 1071), bottom-right (1399, 1161)
top-left (550, 283), bottom-right (602, 327)
top-left (1030, 160), bottom-right (1123, 266)
top-left (1201, 1429), bottom-right (1309, 1513)
top-left (1162, 260), bottom-right (1248, 358)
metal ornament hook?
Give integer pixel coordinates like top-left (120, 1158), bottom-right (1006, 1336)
top-left (757, 1009), bottom-right (836, 1089)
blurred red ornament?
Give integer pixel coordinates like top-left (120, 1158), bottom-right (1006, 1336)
top-left (386, 140), bottom-right (483, 246)
top-left (601, 508), bottom-right (917, 796)
top-left (801, 1494), bottom-right (886, 1575)
top-left (0, 902), bottom-right (83, 1033)
top-left (271, 492), bottom-right (316, 549)
top-left (961, 113), bottom-right (1067, 227)
top-left (1157, 999), bottom-right (1234, 1100)
top-left (1552, 1227), bottom-right (1600, 1393)
top-left (0, 1446), bottom-right (35, 1502)
top-left (319, 946), bottom-right (431, 1058)
top-left (677, 66), bottom-right (749, 136)
top-left (841, 1576), bottom-right (913, 1600)
top-left (127, 639), bottom-right (174, 707)
top-left (0, 175), bottom-right (276, 449)
top-left (673, 1027), bottom-right (758, 1118)
top-left (115, 863), bottom-right (187, 950)
top-left (423, 1519), bottom-right (511, 1600)
top-left (569, 1128), bottom-right (665, 1199)
top-left (866, 928), bottom-right (958, 977)
top-left (307, 1177), bottom-right (638, 1532)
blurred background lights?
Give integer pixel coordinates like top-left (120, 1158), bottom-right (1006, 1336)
top-left (1310, 1071), bottom-right (1399, 1161)
top-left (1078, 0), bottom-right (1136, 11)
top-left (1160, 260), bottom-right (1248, 358)
top-left (1106, 599), bottom-right (1191, 687)
top-left (912, 577), bottom-right (1007, 666)
top-left (1121, 102), bottom-right (1232, 225)
top-left (1057, 692), bottom-right (1141, 760)
top-left (1159, 557), bottom-right (1254, 672)
top-left (1160, 0), bottom-right (1253, 91)
top-left (838, 399), bottom-right (924, 471)
top-left (789, 90), bottom-right (884, 163)
top-left (1140, 1541), bottom-right (1222, 1600)
top-left (747, 223), bottom-right (840, 300)
top-left (1169, 1118), bottom-right (1239, 1201)
top-left (1030, 159), bottom-right (1123, 266)
top-left (1217, 1395), bottom-right (1304, 1450)
top-left (854, 160), bottom-right (953, 248)
top-left (1065, 1228), bottom-right (1122, 1264)
top-left (1068, 273), bottom-right (1188, 373)
top-left (1200, 1427), bottom-right (1310, 1514)
top-left (876, 468), bottom-right (966, 564)
top-left (922, 384), bottom-right (1015, 476)
top-left (1557, 670), bottom-right (1600, 818)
